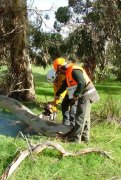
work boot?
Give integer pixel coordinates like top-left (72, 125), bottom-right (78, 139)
top-left (66, 136), bottom-right (81, 144)
top-left (81, 136), bottom-right (89, 144)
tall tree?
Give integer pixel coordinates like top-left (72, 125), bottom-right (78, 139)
top-left (0, 0), bottom-right (35, 100)
top-left (54, 0), bottom-right (121, 80)
top-left (29, 25), bottom-right (66, 65)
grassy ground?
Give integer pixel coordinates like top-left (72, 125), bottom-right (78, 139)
top-left (0, 65), bottom-right (121, 180)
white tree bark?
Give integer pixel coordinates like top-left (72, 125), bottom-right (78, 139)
top-left (0, 95), bottom-right (72, 136)
top-left (1, 141), bottom-right (113, 180)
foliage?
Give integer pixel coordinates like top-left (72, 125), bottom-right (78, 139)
top-left (55, 6), bottom-right (72, 24)
top-left (53, 0), bottom-right (121, 81)
top-left (111, 44), bottom-right (121, 81)
top-left (28, 24), bottom-right (68, 66)
top-left (1, 0), bottom-right (121, 99)
top-left (17, 0), bottom-right (121, 81)
top-left (92, 97), bottom-right (121, 125)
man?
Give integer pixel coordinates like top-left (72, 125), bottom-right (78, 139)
top-left (47, 67), bottom-right (76, 126)
top-left (53, 57), bottom-right (100, 143)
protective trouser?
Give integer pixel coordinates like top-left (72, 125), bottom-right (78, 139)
top-left (68, 96), bottom-right (91, 142)
top-left (61, 94), bottom-right (76, 126)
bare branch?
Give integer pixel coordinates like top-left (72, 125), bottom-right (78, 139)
top-left (1, 141), bottom-right (114, 180)
top-left (28, 7), bottom-right (56, 32)
top-left (10, 89), bottom-right (30, 93)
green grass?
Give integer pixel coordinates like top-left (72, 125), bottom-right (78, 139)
top-left (0, 65), bottom-right (121, 180)
top-left (32, 65), bottom-right (54, 113)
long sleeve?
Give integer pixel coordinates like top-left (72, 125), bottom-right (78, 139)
top-left (56, 79), bottom-right (67, 96)
top-left (72, 69), bottom-right (86, 96)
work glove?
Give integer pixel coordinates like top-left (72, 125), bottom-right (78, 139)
top-left (52, 95), bottom-right (62, 105)
top-left (44, 103), bottom-right (57, 114)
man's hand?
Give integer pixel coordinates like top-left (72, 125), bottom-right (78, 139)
top-left (73, 92), bottom-right (79, 101)
top-left (73, 95), bottom-right (79, 101)
top-left (46, 103), bottom-right (57, 113)
top-left (54, 96), bottom-right (60, 101)
top-left (53, 95), bottom-right (62, 105)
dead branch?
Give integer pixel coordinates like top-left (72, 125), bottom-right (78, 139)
top-left (10, 89), bottom-right (30, 93)
top-left (1, 141), bottom-right (114, 180)
top-left (0, 95), bottom-right (72, 136)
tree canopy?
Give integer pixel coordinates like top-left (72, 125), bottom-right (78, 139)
top-left (0, 0), bottom-right (121, 99)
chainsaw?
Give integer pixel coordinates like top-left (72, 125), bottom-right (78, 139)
top-left (39, 102), bottom-right (57, 121)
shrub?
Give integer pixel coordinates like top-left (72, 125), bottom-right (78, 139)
top-left (91, 96), bottom-right (121, 125)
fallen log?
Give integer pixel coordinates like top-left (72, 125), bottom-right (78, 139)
top-left (1, 141), bottom-right (114, 180)
top-left (0, 95), bottom-right (72, 136)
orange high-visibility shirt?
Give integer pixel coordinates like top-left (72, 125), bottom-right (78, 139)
top-left (66, 65), bottom-right (90, 87)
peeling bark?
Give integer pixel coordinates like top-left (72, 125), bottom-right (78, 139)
top-left (5, 0), bottom-right (35, 100)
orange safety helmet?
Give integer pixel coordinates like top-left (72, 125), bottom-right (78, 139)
top-left (53, 58), bottom-right (66, 71)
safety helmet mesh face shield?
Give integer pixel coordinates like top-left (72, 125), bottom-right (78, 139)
top-left (47, 69), bottom-right (56, 83)
top-left (53, 58), bottom-right (66, 72)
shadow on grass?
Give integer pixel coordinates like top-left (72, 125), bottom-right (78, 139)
top-left (35, 89), bottom-right (54, 97)
top-left (34, 73), bottom-right (46, 83)
top-left (33, 72), bottom-right (53, 97)
top-left (95, 83), bottom-right (121, 95)
top-left (0, 111), bottom-right (26, 137)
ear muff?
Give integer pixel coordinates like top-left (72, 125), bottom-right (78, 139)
top-left (61, 64), bottom-right (68, 71)
top-left (53, 58), bottom-right (66, 71)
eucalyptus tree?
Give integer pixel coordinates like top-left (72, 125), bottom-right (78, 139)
top-left (28, 24), bottom-right (67, 66)
top-left (0, 0), bottom-right (35, 100)
top-left (54, 0), bottom-right (121, 80)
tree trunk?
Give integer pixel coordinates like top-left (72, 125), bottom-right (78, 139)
top-left (6, 0), bottom-right (35, 101)
top-left (83, 56), bottom-right (96, 80)
top-left (0, 95), bottom-right (72, 136)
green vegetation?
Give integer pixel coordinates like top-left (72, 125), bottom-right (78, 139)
top-left (0, 66), bottom-right (121, 180)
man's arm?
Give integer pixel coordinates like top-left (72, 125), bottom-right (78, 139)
top-left (56, 79), bottom-right (67, 96)
top-left (72, 69), bottom-right (86, 97)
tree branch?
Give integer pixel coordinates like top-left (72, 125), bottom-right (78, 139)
top-left (1, 141), bottom-right (114, 180)
top-left (0, 95), bottom-right (72, 136)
